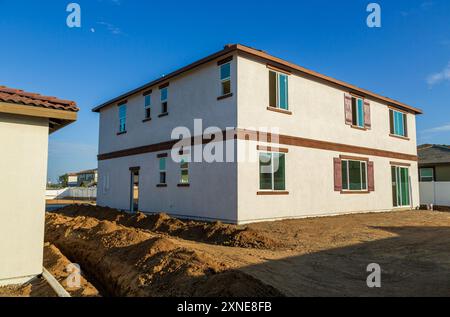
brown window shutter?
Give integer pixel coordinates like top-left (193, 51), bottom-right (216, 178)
top-left (364, 100), bottom-right (371, 129)
top-left (368, 161), bottom-right (375, 192)
top-left (334, 158), bottom-right (342, 191)
top-left (344, 93), bottom-right (353, 125)
top-left (269, 71), bottom-right (277, 108)
top-left (389, 110), bottom-right (394, 134)
top-left (403, 113), bottom-right (408, 137)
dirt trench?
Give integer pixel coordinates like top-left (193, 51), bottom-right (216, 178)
top-left (45, 212), bottom-right (284, 297)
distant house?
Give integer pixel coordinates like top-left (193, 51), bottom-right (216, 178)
top-left (418, 144), bottom-right (450, 182)
top-left (62, 169), bottom-right (98, 187)
top-left (418, 144), bottom-right (450, 207)
top-left (0, 85), bottom-right (77, 286)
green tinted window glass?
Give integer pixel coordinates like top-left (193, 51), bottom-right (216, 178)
top-left (273, 153), bottom-right (286, 191)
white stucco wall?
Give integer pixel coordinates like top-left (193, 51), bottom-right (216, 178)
top-left (0, 114), bottom-right (49, 285)
top-left (236, 54), bottom-right (420, 223)
top-left (97, 54), bottom-right (239, 222)
top-left (98, 141), bottom-right (238, 222)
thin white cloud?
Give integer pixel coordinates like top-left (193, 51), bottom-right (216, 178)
top-left (97, 21), bottom-right (124, 35)
top-left (427, 62), bottom-right (450, 86)
top-left (421, 124), bottom-right (450, 134)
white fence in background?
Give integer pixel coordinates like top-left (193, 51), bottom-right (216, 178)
top-left (46, 187), bottom-right (97, 200)
top-left (419, 182), bottom-right (450, 207)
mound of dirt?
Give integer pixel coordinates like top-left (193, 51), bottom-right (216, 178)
top-left (45, 212), bottom-right (284, 297)
top-left (54, 205), bottom-right (282, 249)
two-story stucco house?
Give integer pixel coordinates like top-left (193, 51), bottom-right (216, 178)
top-left (93, 44), bottom-right (422, 224)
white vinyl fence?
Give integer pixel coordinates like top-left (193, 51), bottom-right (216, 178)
top-left (46, 187), bottom-right (97, 200)
top-left (419, 182), bottom-right (450, 207)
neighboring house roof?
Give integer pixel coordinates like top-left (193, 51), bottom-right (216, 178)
top-left (76, 169), bottom-right (98, 175)
top-left (0, 85), bottom-right (78, 133)
top-left (92, 44), bottom-right (423, 115)
top-left (418, 144), bottom-right (450, 165)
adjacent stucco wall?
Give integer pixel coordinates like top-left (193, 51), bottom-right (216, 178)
top-left (236, 54), bottom-right (420, 223)
top-left (98, 141), bottom-right (238, 222)
top-left (0, 114), bottom-right (48, 285)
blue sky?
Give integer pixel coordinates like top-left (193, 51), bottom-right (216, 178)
top-left (0, 0), bottom-right (449, 182)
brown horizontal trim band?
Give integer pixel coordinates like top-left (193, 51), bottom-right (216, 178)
top-left (257, 145), bottom-right (289, 153)
top-left (217, 55), bottom-right (233, 66)
top-left (142, 118), bottom-right (152, 123)
top-left (389, 133), bottom-right (410, 141)
top-left (177, 183), bottom-right (190, 187)
top-left (267, 64), bottom-right (292, 75)
top-left (117, 100), bottom-right (127, 106)
top-left (129, 166), bottom-right (140, 171)
top-left (159, 83), bottom-right (169, 89)
top-left (156, 184), bottom-right (167, 188)
top-left (93, 44), bottom-right (421, 114)
top-left (350, 92), bottom-right (365, 100)
top-left (390, 161), bottom-right (411, 167)
top-left (143, 89), bottom-right (152, 96)
top-left (98, 129), bottom-right (418, 162)
top-left (340, 155), bottom-right (369, 162)
top-left (158, 112), bottom-right (169, 118)
top-left (236, 129), bottom-right (418, 162)
top-left (116, 131), bottom-right (127, 136)
top-left (267, 106), bottom-right (292, 115)
top-left (217, 93), bottom-right (233, 100)
top-left (157, 153), bottom-right (168, 158)
top-left (388, 106), bottom-right (408, 114)
top-left (257, 191), bottom-right (289, 196)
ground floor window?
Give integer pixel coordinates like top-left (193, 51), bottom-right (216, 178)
top-left (392, 166), bottom-right (410, 207)
top-left (159, 157), bottom-right (167, 184)
top-left (180, 156), bottom-right (189, 184)
top-left (259, 152), bottom-right (286, 191)
top-left (341, 159), bottom-right (368, 191)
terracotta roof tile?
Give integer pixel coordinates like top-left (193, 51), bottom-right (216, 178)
top-left (0, 86), bottom-right (78, 112)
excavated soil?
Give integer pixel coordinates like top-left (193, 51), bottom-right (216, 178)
top-left (54, 205), bottom-right (282, 249)
top-left (45, 212), bottom-right (283, 297)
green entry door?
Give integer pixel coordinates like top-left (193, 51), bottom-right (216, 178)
top-left (392, 166), bottom-right (410, 207)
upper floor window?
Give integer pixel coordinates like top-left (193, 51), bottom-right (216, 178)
top-left (144, 93), bottom-right (151, 120)
top-left (352, 97), bottom-right (365, 128)
top-left (269, 70), bottom-right (289, 110)
top-left (341, 159), bottom-right (367, 191)
top-left (220, 63), bottom-right (231, 96)
top-left (118, 103), bottom-right (127, 133)
top-left (259, 152), bottom-right (286, 191)
top-left (160, 87), bottom-right (168, 114)
top-left (390, 109), bottom-right (408, 137)
top-left (419, 168), bottom-right (434, 182)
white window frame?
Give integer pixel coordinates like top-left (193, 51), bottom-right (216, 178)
top-left (419, 167), bottom-right (434, 182)
top-left (180, 156), bottom-right (189, 184)
top-left (220, 62), bottom-right (231, 96)
top-left (159, 157), bottom-right (167, 185)
top-left (352, 97), bottom-right (365, 128)
top-left (160, 88), bottom-right (168, 114)
top-left (258, 152), bottom-right (286, 191)
top-left (144, 94), bottom-right (151, 119)
top-left (341, 159), bottom-right (368, 192)
top-left (118, 104), bottom-right (127, 133)
top-left (270, 70), bottom-right (289, 110)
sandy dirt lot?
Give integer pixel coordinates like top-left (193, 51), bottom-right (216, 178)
top-left (40, 205), bottom-right (450, 297)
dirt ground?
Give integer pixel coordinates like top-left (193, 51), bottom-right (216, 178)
top-left (41, 206), bottom-right (450, 297)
